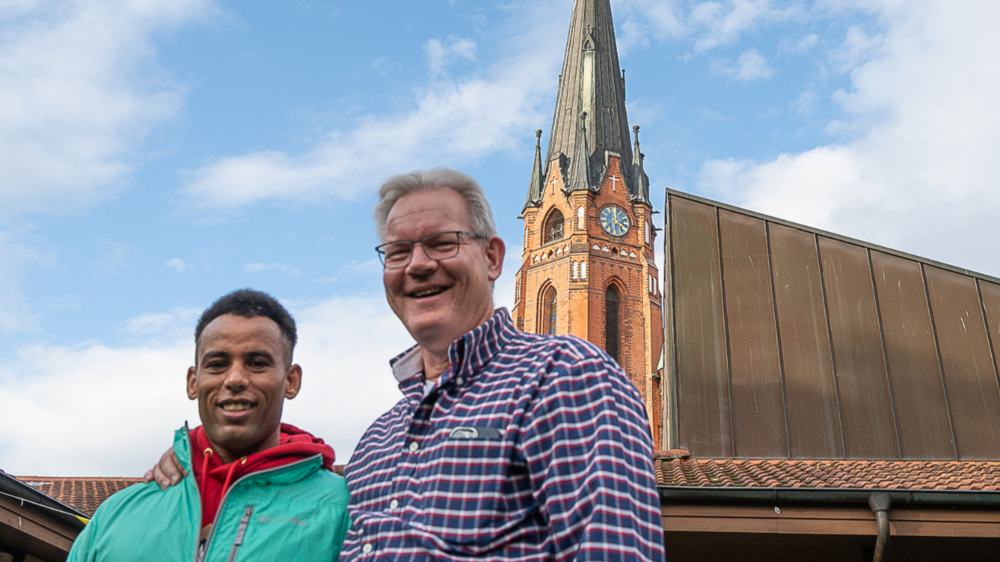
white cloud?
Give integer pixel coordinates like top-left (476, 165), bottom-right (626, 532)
top-left (831, 24), bottom-right (882, 72)
top-left (426, 35), bottom-right (477, 75)
top-left (697, 0), bottom-right (1000, 275)
top-left (0, 338), bottom-right (196, 475)
top-left (616, 0), bottom-right (686, 54)
top-left (122, 308), bottom-right (198, 339)
top-left (181, 2), bottom-right (564, 210)
top-left (165, 258), bottom-right (189, 273)
top-left (713, 48), bottom-right (773, 81)
top-left (0, 0), bottom-right (211, 218)
top-left (0, 293), bottom-right (414, 475)
top-left (0, 0), bottom-right (40, 18)
top-left (616, 0), bottom-right (801, 56)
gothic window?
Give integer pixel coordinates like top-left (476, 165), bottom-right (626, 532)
top-left (541, 286), bottom-right (558, 335)
top-left (605, 285), bottom-right (621, 363)
top-left (544, 209), bottom-right (565, 243)
top-left (577, 207), bottom-right (585, 230)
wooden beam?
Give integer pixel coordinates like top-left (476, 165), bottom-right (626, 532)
top-left (0, 493), bottom-right (76, 553)
top-left (662, 503), bottom-right (1000, 539)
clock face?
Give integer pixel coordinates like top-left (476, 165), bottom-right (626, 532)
top-left (600, 205), bottom-right (630, 236)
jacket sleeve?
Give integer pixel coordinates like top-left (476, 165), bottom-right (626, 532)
top-left (521, 346), bottom-right (665, 561)
top-left (66, 505), bottom-right (103, 562)
top-left (330, 497), bottom-right (351, 560)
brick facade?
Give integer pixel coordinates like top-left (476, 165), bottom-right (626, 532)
top-left (514, 154), bottom-right (665, 444)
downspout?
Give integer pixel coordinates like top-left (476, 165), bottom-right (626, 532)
top-left (868, 492), bottom-right (891, 562)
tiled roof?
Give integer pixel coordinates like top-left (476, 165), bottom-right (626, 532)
top-left (655, 452), bottom-right (1000, 492)
top-left (15, 476), bottom-right (142, 516)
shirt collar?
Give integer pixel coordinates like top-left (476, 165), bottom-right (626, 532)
top-left (389, 308), bottom-right (516, 389)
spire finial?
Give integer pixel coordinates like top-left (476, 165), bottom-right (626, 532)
top-left (524, 128), bottom-right (546, 209)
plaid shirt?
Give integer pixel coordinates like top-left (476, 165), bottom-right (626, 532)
top-left (342, 309), bottom-right (665, 560)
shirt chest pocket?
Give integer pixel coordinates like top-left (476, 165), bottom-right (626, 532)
top-left (425, 425), bottom-right (513, 492)
top-left (419, 427), bottom-right (530, 545)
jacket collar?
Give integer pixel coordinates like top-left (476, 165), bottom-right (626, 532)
top-left (390, 308), bottom-right (516, 393)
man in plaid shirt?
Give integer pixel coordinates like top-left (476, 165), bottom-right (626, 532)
top-left (344, 168), bottom-right (664, 560)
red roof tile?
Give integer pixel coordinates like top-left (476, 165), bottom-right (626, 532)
top-left (656, 456), bottom-right (1000, 492)
top-left (15, 476), bottom-right (142, 516)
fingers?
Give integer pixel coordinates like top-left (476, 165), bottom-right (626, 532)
top-left (151, 449), bottom-right (186, 490)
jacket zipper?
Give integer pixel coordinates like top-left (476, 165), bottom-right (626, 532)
top-left (193, 452), bottom-right (323, 561)
top-left (225, 505), bottom-right (254, 562)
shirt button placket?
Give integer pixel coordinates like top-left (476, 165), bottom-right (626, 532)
top-left (362, 542), bottom-right (373, 554)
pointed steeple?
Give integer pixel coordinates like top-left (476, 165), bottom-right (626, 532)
top-left (524, 129), bottom-right (544, 209)
top-left (632, 125), bottom-right (650, 204)
top-left (545, 0), bottom-right (634, 192)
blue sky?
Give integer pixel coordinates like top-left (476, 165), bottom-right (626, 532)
top-left (2, 0), bottom-right (998, 475)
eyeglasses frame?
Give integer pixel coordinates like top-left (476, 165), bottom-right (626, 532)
top-left (374, 230), bottom-right (489, 269)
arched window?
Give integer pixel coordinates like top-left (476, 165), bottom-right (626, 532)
top-left (541, 286), bottom-right (558, 335)
top-left (605, 285), bottom-right (621, 363)
top-left (544, 209), bottom-right (564, 243)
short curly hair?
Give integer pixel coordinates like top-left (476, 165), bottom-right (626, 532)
top-left (194, 288), bottom-right (297, 364)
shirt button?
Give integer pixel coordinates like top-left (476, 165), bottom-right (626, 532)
top-left (455, 376), bottom-right (464, 385)
top-left (389, 499), bottom-right (399, 510)
top-left (408, 441), bottom-right (419, 452)
top-left (362, 543), bottom-right (373, 554)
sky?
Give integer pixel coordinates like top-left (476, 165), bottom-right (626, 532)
top-left (1, 0), bottom-right (998, 476)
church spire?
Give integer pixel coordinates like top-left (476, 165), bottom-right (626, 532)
top-left (545, 0), bottom-right (634, 192)
top-left (524, 129), bottom-right (544, 209)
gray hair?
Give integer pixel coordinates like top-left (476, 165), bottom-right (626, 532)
top-left (374, 168), bottom-right (498, 241)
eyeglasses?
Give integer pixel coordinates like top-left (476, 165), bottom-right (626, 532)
top-left (375, 230), bottom-right (488, 269)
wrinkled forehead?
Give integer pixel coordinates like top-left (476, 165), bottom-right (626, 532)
top-left (385, 187), bottom-right (472, 239)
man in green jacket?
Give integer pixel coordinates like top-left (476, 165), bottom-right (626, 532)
top-left (68, 289), bottom-right (350, 561)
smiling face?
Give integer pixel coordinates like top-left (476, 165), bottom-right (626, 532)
top-left (187, 314), bottom-right (301, 463)
top-left (382, 187), bottom-right (504, 358)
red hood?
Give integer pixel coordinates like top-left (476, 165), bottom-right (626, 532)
top-left (189, 423), bottom-right (335, 527)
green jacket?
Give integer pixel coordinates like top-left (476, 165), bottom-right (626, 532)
top-left (67, 426), bottom-right (350, 561)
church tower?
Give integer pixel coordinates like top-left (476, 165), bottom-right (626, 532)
top-left (513, 0), bottom-right (664, 444)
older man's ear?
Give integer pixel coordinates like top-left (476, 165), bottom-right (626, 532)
top-left (485, 237), bottom-right (505, 282)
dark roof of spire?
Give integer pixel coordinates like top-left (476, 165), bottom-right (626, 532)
top-left (546, 0), bottom-right (634, 192)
